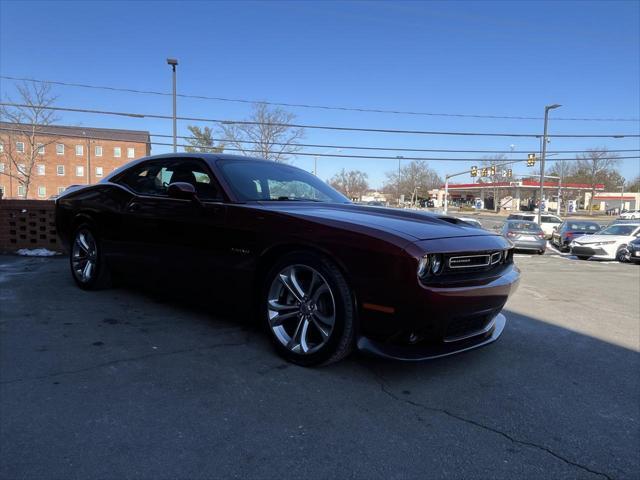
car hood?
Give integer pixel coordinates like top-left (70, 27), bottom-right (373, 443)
top-left (256, 203), bottom-right (497, 241)
top-left (572, 234), bottom-right (628, 244)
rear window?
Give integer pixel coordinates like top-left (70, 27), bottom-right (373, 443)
top-left (507, 221), bottom-right (542, 231)
top-left (567, 222), bottom-right (600, 231)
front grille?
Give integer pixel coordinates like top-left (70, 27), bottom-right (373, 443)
top-left (443, 249), bottom-right (511, 274)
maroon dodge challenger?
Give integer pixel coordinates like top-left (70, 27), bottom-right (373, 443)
top-left (56, 154), bottom-right (520, 366)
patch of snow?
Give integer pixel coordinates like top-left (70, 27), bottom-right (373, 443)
top-left (16, 248), bottom-right (60, 257)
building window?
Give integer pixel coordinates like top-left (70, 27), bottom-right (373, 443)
top-left (37, 164), bottom-right (45, 176)
top-left (57, 186), bottom-right (66, 195)
top-left (16, 142), bottom-right (25, 153)
top-left (57, 165), bottom-right (65, 176)
top-left (0, 142), bottom-right (3, 153)
top-left (17, 163), bottom-right (26, 175)
top-left (75, 145), bottom-right (83, 156)
top-left (114, 147), bottom-right (121, 158)
top-left (95, 146), bottom-right (103, 157)
top-left (127, 147), bottom-right (135, 158)
top-left (37, 143), bottom-right (45, 155)
top-left (95, 166), bottom-right (104, 177)
top-left (38, 186), bottom-right (46, 198)
top-left (17, 185), bottom-right (25, 197)
top-left (76, 165), bottom-right (84, 177)
top-left (0, 186), bottom-right (4, 199)
top-left (56, 144), bottom-right (64, 155)
top-left (0, 163), bottom-right (4, 173)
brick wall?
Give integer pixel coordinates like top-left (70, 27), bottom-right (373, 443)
top-left (0, 200), bottom-right (62, 253)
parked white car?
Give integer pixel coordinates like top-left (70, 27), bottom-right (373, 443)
top-left (506, 213), bottom-right (563, 238)
top-left (570, 222), bottom-right (640, 261)
top-left (620, 210), bottom-right (640, 220)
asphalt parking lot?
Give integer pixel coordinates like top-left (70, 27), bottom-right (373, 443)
top-left (1, 254), bottom-right (638, 479)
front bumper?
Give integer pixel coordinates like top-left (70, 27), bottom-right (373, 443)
top-left (357, 313), bottom-right (506, 361)
top-left (570, 245), bottom-right (615, 259)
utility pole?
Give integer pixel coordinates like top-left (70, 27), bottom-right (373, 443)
top-left (619, 184), bottom-right (625, 214)
top-left (167, 58), bottom-right (178, 153)
top-left (396, 156), bottom-right (403, 206)
top-left (538, 104), bottom-right (561, 224)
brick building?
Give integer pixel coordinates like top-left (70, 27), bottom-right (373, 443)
top-left (0, 123), bottom-right (150, 199)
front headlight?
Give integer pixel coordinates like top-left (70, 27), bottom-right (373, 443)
top-left (592, 241), bottom-right (616, 246)
top-left (417, 253), bottom-right (444, 278)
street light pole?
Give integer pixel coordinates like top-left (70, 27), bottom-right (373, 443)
top-left (397, 156), bottom-right (403, 206)
top-left (167, 58), bottom-right (178, 153)
top-left (538, 104), bottom-right (561, 224)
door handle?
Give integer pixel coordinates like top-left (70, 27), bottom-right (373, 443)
top-left (128, 202), bottom-right (141, 212)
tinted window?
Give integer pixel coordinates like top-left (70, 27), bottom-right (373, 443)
top-left (541, 215), bottom-right (562, 223)
top-left (218, 159), bottom-right (348, 203)
top-left (566, 222), bottom-right (600, 231)
top-left (118, 159), bottom-right (220, 200)
top-left (506, 221), bottom-right (542, 231)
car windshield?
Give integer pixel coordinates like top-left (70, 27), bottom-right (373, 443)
top-left (218, 159), bottom-right (350, 203)
top-left (507, 221), bottom-right (542, 231)
top-left (599, 224), bottom-right (639, 236)
top-left (567, 222), bottom-right (600, 231)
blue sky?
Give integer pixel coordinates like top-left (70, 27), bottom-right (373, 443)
top-left (1, 0), bottom-right (639, 188)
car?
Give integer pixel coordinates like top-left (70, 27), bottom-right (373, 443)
top-left (501, 220), bottom-right (546, 255)
top-left (507, 213), bottom-right (563, 238)
top-left (620, 210), bottom-right (640, 220)
top-left (550, 220), bottom-right (601, 252)
top-left (55, 153), bottom-right (520, 366)
top-left (570, 222), bottom-right (640, 261)
top-left (625, 237), bottom-right (640, 264)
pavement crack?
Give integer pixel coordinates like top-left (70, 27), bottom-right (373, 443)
top-left (1, 329), bottom-right (249, 385)
top-left (366, 367), bottom-right (614, 480)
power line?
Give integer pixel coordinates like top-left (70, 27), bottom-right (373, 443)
top-left (1, 126), bottom-right (638, 163)
top-left (2, 102), bottom-right (639, 139)
top-left (2, 75), bottom-right (639, 123)
top-left (156, 132), bottom-right (640, 155)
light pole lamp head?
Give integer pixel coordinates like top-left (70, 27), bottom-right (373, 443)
top-left (546, 103), bottom-right (562, 111)
top-left (166, 58), bottom-right (178, 68)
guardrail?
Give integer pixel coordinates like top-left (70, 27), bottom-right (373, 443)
top-left (0, 200), bottom-right (62, 253)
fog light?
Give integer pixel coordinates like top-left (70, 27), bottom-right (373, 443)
top-left (431, 254), bottom-right (443, 274)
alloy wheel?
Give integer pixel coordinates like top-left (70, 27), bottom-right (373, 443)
top-left (267, 264), bottom-right (336, 355)
top-left (72, 229), bottom-right (98, 283)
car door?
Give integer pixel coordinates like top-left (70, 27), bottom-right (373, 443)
top-left (115, 158), bottom-right (228, 283)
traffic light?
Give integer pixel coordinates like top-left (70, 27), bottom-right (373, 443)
top-left (490, 166), bottom-right (496, 176)
top-left (527, 153), bottom-right (536, 167)
top-left (470, 166), bottom-right (478, 177)
top-left (507, 169), bottom-right (513, 178)
top-left (481, 167), bottom-right (488, 177)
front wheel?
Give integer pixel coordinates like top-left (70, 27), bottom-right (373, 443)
top-left (616, 246), bottom-right (629, 263)
top-left (577, 256), bottom-right (590, 261)
top-left (70, 224), bottom-right (111, 290)
top-left (263, 252), bottom-right (355, 366)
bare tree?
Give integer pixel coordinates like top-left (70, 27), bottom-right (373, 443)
top-left (0, 82), bottom-right (59, 198)
top-left (219, 102), bottom-right (304, 162)
top-left (575, 148), bottom-right (620, 215)
top-left (548, 160), bottom-right (578, 209)
top-left (184, 125), bottom-right (224, 153)
top-left (383, 160), bottom-right (442, 205)
top-left (481, 154), bottom-right (508, 212)
top-left (329, 169), bottom-right (369, 199)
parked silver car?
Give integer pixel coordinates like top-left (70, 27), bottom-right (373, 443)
top-left (501, 220), bottom-right (546, 255)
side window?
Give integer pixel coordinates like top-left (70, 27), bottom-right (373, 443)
top-left (118, 159), bottom-right (221, 200)
top-left (164, 160), bottom-right (221, 200)
top-left (117, 162), bottom-right (168, 196)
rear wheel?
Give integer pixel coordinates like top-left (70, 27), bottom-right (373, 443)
top-left (70, 224), bottom-right (111, 290)
top-left (263, 251), bottom-right (355, 366)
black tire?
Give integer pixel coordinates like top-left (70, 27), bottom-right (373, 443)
top-left (69, 223), bottom-right (111, 290)
top-left (616, 246), bottom-right (629, 263)
top-left (262, 251), bottom-right (355, 366)
top-left (577, 256), bottom-right (590, 260)
top-left (538, 249), bottom-right (545, 255)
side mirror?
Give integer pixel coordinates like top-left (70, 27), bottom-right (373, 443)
top-left (168, 182), bottom-right (197, 201)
